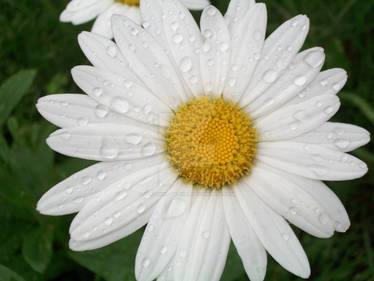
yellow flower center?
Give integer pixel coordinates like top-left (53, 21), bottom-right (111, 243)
top-left (165, 96), bottom-right (257, 189)
top-left (115, 0), bottom-right (139, 6)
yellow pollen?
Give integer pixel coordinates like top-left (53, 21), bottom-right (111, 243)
top-left (115, 0), bottom-right (139, 6)
top-left (165, 96), bottom-right (257, 189)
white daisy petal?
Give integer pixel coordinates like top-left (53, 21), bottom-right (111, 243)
top-left (257, 141), bottom-right (368, 180)
top-left (161, 0), bottom-right (204, 97)
top-left (224, 3), bottom-right (267, 102)
top-left (180, 0), bottom-right (210, 10)
top-left (287, 68), bottom-right (347, 106)
top-left (257, 95), bottom-right (340, 141)
top-left (78, 31), bottom-right (140, 81)
top-left (70, 164), bottom-right (177, 242)
top-left (200, 6), bottom-right (231, 95)
top-left (292, 122), bottom-right (370, 152)
top-left (71, 66), bottom-right (171, 126)
top-left (173, 191), bottom-right (230, 281)
top-left (46, 123), bottom-right (164, 161)
top-left (235, 182), bottom-right (311, 278)
top-left (224, 0), bottom-right (255, 31)
top-left (69, 211), bottom-right (150, 251)
top-left (222, 188), bottom-right (267, 281)
top-left (245, 47), bottom-right (325, 117)
top-left (241, 15), bottom-right (309, 105)
top-left (112, 15), bottom-right (190, 109)
top-left (60, 0), bottom-right (112, 25)
top-left (36, 94), bottom-right (136, 128)
top-left (37, 155), bottom-right (165, 216)
top-left (248, 163), bottom-right (335, 238)
top-left (140, 0), bottom-right (166, 43)
top-left (135, 180), bottom-right (193, 281)
top-left (257, 165), bottom-right (351, 232)
top-left (91, 3), bottom-right (140, 39)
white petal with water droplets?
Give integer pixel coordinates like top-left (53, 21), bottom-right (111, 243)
top-left (258, 165), bottom-right (351, 233)
top-left (200, 6), bottom-right (230, 95)
top-left (47, 123), bottom-right (164, 161)
top-left (69, 211), bottom-right (150, 251)
top-left (257, 141), bottom-right (368, 180)
top-left (247, 163), bottom-right (335, 238)
top-left (292, 122), bottom-right (370, 152)
top-left (287, 68), bottom-right (347, 106)
top-left (173, 191), bottom-right (230, 281)
top-left (92, 4), bottom-right (141, 39)
top-left (222, 188), bottom-right (267, 281)
top-left (245, 48), bottom-right (325, 117)
top-left (235, 182), bottom-right (310, 278)
top-left (72, 66), bottom-right (171, 126)
top-left (241, 15), bottom-right (309, 105)
top-left (112, 15), bottom-right (190, 108)
top-left (136, 180), bottom-right (193, 281)
top-left (37, 155), bottom-right (165, 216)
top-left (224, 4), bottom-right (267, 102)
top-left (60, 0), bottom-right (112, 25)
top-left (224, 0), bottom-right (255, 31)
top-left (256, 94), bottom-right (340, 141)
top-left (161, 0), bottom-right (204, 98)
top-left (70, 164), bottom-right (177, 242)
top-left (36, 94), bottom-right (138, 128)
top-left (78, 32), bottom-right (140, 82)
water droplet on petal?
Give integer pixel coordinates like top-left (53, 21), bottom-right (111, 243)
top-left (294, 76), bottom-right (307, 86)
top-left (179, 57), bottom-right (192, 73)
top-left (112, 97), bottom-right (129, 113)
top-left (125, 134), bottom-right (142, 145)
top-left (262, 70), bottom-right (278, 83)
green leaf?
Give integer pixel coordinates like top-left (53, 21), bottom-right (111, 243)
top-left (69, 230), bottom-right (143, 281)
top-left (340, 92), bottom-right (374, 125)
top-left (22, 225), bottom-right (54, 273)
top-left (0, 70), bottom-right (37, 128)
top-left (0, 264), bottom-right (25, 281)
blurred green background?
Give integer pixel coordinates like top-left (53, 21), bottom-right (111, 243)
top-left (0, 0), bottom-right (373, 280)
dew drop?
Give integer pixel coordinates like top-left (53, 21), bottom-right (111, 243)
top-left (101, 141), bottom-right (119, 159)
top-left (319, 214), bottom-right (329, 225)
top-left (106, 46), bottom-right (117, 58)
top-left (105, 218), bottom-right (113, 226)
top-left (97, 171), bottom-right (107, 181)
top-left (92, 87), bottom-right (103, 97)
top-left (294, 76), bottom-right (307, 86)
top-left (179, 57), bottom-right (192, 73)
top-left (142, 143), bottom-right (156, 156)
top-left (166, 199), bottom-right (186, 218)
top-left (282, 233), bottom-right (290, 241)
top-left (137, 204), bottom-right (146, 214)
top-left (66, 187), bottom-right (73, 194)
top-left (160, 246), bottom-right (168, 255)
top-left (305, 51), bottom-right (324, 68)
top-left (142, 258), bottom-right (151, 268)
top-left (112, 97), bottom-right (129, 113)
top-left (324, 106), bottom-right (334, 114)
top-left (262, 70), bottom-right (278, 83)
top-left (172, 33), bottom-right (183, 44)
top-left (125, 134), bottom-right (142, 145)
top-left (95, 105), bottom-right (108, 118)
top-left (289, 207), bottom-right (297, 215)
top-left (334, 139), bottom-right (350, 149)
top-left (77, 117), bottom-right (88, 126)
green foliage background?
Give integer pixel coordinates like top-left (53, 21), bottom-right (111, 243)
top-left (0, 0), bottom-right (373, 280)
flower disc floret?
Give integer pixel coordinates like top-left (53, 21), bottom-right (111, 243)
top-left (166, 96), bottom-right (257, 188)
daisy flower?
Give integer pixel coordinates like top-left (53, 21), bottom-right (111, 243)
top-left (37, 0), bottom-right (370, 280)
top-left (60, 0), bottom-right (210, 38)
